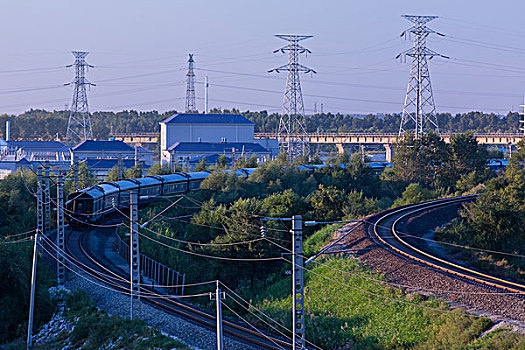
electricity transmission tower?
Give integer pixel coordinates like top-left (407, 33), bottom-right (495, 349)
top-left (398, 15), bottom-right (448, 138)
top-left (185, 53), bottom-right (196, 113)
top-left (65, 51), bottom-right (95, 146)
top-left (270, 35), bottom-right (315, 162)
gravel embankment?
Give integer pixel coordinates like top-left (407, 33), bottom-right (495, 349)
top-left (65, 272), bottom-right (261, 350)
top-left (64, 226), bottom-right (264, 350)
top-left (327, 209), bottom-right (525, 333)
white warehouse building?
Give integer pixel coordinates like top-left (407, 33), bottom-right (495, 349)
top-left (160, 113), bottom-right (277, 165)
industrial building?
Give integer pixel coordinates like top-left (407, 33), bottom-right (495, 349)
top-left (160, 113), bottom-right (277, 166)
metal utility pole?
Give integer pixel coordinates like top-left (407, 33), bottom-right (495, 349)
top-left (261, 215), bottom-right (305, 349)
top-left (204, 75), bottom-right (209, 114)
top-left (43, 161), bottom-right (51, 236)
top-left (185, 54), bottom-right (197, 113)
top-left (398, 15), bottom-right (448, 138)
top-left (65, 51), bottom-right (95, 146)
top-left (130, 191), bottom-right (140, 320)
top-left (270, 35), bottom-right (316, 162)
top-left (292, 215), bottom-right (305, 349)
top-left (210, 281), bottom-right (226, 350)
top-left (73, 161), bottom-right (79, 191)
top-left (27, 168), bottom-right (44, 350)
top-left (56, 172), bottom-right (65, 286)
top-left (519, 95), bottom-right (525, 137)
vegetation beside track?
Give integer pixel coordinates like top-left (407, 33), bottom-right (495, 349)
top-left (5, 291), bottom-right (188, 350)
top-left (436, 139), bottom-right (525, 284)
top-left (251, 256), bottom-right (525, 350)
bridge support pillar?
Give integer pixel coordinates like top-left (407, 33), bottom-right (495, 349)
top-left (336, 143), bottom-right (345, 154)
top-left (384, 143), bottom-right (394, 162)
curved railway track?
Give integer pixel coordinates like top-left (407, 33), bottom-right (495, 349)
top-left (372, 195), bottom-right (525, 296)
top-left (64, 226), bottom-right (293, 350)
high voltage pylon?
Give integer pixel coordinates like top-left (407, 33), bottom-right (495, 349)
top-left (65, 51), bottom-right (95, 146)
top-left (185, 53), bottom-right (196, 113)
top-left (398, 15), bottom-right (448, 138)
top-left (270, 35), bottom-right (315, 162)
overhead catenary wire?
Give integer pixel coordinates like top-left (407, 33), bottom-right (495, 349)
top-left (42, 234), bottom-right (213, 297)
top-left (221, 288), bottom-right (325, 350)
top-left (221, 301), bottom-right (289, 350)
top-left (42, 240), bottom-right (210, 299)
top-left (0, 237), bottom-right (34, 245)
top-left (137, 230), bottom-right (284, 262)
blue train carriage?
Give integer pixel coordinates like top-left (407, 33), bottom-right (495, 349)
top-left (187, 171), bottom-right (212, 191)
top-left (66, 186), bottom-right (105, 225)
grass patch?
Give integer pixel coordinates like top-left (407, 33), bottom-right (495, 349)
top-left (303, 224), bottom-right (343, 257)
top-left (250, 257), bottom-right (524, 349)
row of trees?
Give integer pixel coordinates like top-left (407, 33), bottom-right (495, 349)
top-left (0, 109), bottom-right (521, 141)
top-left (437, 140), bottom-right (525, 281)
top-left (387, 132), bottom-right (494, 192)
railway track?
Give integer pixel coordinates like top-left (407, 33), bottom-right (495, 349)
top-left (372, 195), bottom-right (525, 296)
top-left (63, 226), bottom-right (293, 350)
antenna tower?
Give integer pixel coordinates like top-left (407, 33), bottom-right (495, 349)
top-left (398, 15), bottom-right (448, 138)
top-left (270, 35), bottom-right (316, 162)
top-left (185, 54), bottom-right (196, 113)
top-left (65, 51), bottom-right (95, 145)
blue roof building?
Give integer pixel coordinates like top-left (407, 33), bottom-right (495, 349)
top-left (71, 140), bottom-right (154, 166)
top-left (160, 113), bottom-right (273, 165)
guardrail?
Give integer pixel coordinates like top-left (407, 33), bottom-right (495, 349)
top-left (115, 231), bottom-right (185, 295)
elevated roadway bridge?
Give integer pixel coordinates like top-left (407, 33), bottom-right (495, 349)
top-left (254, 132), bottom-right (524, 161)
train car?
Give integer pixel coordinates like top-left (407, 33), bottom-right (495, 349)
top-left (65, 169), bottom-right (255, 227)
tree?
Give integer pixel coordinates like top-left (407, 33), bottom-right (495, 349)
top-left (446, 133), bottom-right (490, 190)
top-left (393, 183), bottom-right (435, 207)
top-left (391, 133), bottom-right (449, 189)
top-left (234, 155), bottom-right (258, 169)
top-left (343, 190), bottom-right (379, 219)
top-left (193, 158), bottom-right (208, 172)
top-left (147, 162), bottom-right (172, 175)
top-left (105, 165), bottom-right (121, 182)
top-left (308, 184), bottom-right (346, 221)
top-left (214, 155), bottom-right (229, 170)
top-left (124, 165), bottom-right (143, 179)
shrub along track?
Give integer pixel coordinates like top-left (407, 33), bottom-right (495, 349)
top-left (330, 196), bottom-right (525, 324)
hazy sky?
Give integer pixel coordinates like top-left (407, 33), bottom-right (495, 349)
top-left (1, 0), bottom-right (525, 116)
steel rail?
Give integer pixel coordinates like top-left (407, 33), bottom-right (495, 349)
top-left (372, 195), bottom-right (525, 296)
top-left (65, 227), bottom-right (293, 350)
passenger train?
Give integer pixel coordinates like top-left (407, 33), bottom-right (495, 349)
top-left (65, 168), bottom-right (257, 226)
